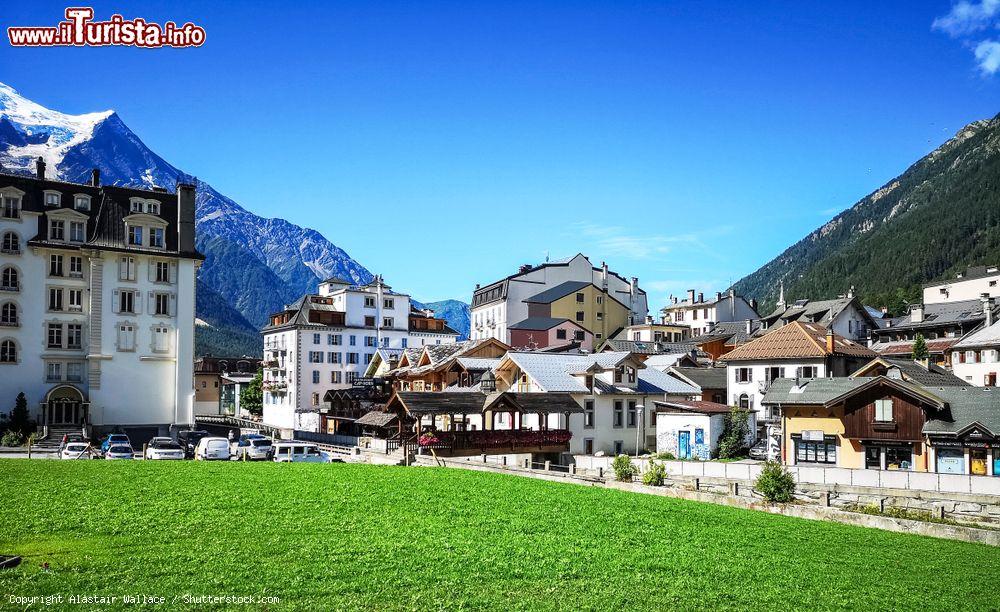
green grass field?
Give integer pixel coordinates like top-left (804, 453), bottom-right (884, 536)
top-left (0, 460), bottom-right (997, 610)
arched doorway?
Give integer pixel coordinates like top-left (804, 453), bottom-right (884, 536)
top-left (45, 385), bottom-right (88, 426)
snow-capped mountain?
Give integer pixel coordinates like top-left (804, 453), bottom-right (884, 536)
top-left (0, 82), bottom-right (375, 354)
top-left (0, 82), bottom-right (471, 352)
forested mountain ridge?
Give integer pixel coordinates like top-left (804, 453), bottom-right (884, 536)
top-left (732, 114), bottom-right (1000, 315)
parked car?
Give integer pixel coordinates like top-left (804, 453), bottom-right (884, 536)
top-left (145, 439), bottom-right (185, 460)
top-left (748, 439), bottom-right (768, 461)
top-left (272, 442), bottom-right (334, 463)
top-left (104, 444), bottom-right (135, 460)
top-left (101, 434), bottom-right (131, 455)
top-left (148, 436), bottom-right (173, 447)
top-left (233, 435), bottom-right (273, 460)
top-left (59, 433), bottom-right (86, 452)
top-left (60, 442), bottom-right (92, 460)
top-left (177, 430), bottom-right (210, 458)
top-left (194, 436), bottom-right (232, 461)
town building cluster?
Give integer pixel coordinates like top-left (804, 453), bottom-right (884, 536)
top-left (3, 163), bottom-right (1000, 478)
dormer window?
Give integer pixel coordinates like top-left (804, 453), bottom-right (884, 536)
top-left (44, 191), bottom-right (61, 207)
top-left (128, 226), bottom-right (143, 246)
top-left (1, 194), bottom-right (21, 219)
top-left (149, 227), bottom-right (164, 248)
top-left (74, 194), bottom-right (91, 211)
top-left (146, 201), bottom-right (160, 215)
top-left (130, 199), bottom-right (144, 213)
top-left (49, 220), bottom-right (65, 241)
top-left (70, 221), bottom-right (86, 243)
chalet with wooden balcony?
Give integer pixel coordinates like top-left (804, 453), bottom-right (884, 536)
top-left (386, 338), bottom-right (509, 392)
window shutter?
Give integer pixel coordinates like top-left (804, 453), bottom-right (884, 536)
top-left (147, 291), bottom-right (154, 314)
top-left (169, 262), bottom-right (178, 284)
top-left (169, 294), bottom-right (177, 317)
top-left (134, 291), bottom-right (143, 314)
top-left (147, 261), bottom-right (155, 282)
top-left (118, 258), bottom-right (125, 280)
top-left (112, 289), bottom-right (120, 314)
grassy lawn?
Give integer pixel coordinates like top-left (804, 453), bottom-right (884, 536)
top-left (0, 460), bottom-right (997, 610)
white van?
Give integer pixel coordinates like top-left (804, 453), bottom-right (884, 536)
top-left (194, 436), bottom-right (232, 461)
top-left (271, 442), bottom-right (332, 463)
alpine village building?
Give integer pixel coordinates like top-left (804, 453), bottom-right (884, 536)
top-left (470, 254), bottom-right (649, 346)
top-left (261, 275), bottom-right (459, 431)
top-left (0, 160), bottom-right (201, 440)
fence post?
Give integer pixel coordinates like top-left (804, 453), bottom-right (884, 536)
top-left (481, 453), bottom-right (488, 464)
top-left (821, 491), bottom-right (831, 507)
top-left (694, 478), bottom-right (700, 491)
top-left (598, 467), bottom-right (604, 479)
top-left (569, 463), bottom-right (576, 475)
top-left (142, 443), bottom-right (148, 460)
top-left (524, 458), bottom-right (531, 469)
top-left (501, 456), bottom-right (507, 467)
top-left (544, 460), bottom-right (551, 472)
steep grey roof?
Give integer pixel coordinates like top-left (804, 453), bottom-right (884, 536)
top-left (924, 265), bottom-right (1000, 288)
top-left (706, 320), bottom-right (764, 345)
top-left (509, 317), bottom-right (578, 331)
top-left (854, 357), bottom-right (971, 387)
top-left (877, 299), bottom-right (994, 332)
top-left (355, 411), bottom-right (398, 427)
top-left (524, 281), bottom-right (592, 304)
top-left (636, 367), bottom-right (699, 395)
top-left (600, 339), bottom-right (700, 355)
top-left (668, 366), bottom-right (728, 391)
top-left (504, 351), bottom-right (636, 392)
top-left (922, 386), bottom-right (1000, 435)
top-left (954, 319), bottom-right (1000, 348)
top-left (762, 377), bottom-right (878, 406)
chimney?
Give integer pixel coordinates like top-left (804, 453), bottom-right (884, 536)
top-left (519, 264), bottom-right (532, 273)
top-left (716, 291), bottom-right (722, 302)
top-left (601, 261), bottom-right (609, 290)
top-left (825, 328), bottom-right (835, 353)
top-left (475, 283), bottom-right (480, 290)
top-left (745, 319), bottom-right (752, 334)
top-left (847, 285), bottom-right (856, 299)
top-left (645, 315), bottom-right (653, 324)
top-left (750, 298), bottom-right (758, 312)
top-left (687, 289), bottom-right (695, 304)
top-left (35, 157), bottom-right (46, 180)
top-left (630, 277), bottom-right (638, 299)
top-left (672, 295), bottom-right (678, 305)
top-left (983, 293), bottom-right (994, 327)
top-left (697, 292), bottom-right (704, 303)
top-left (176, 181), bottom-right (196, 254)
top-left (90, 168), bottom-right (100, 186)
top-left (910, 304), bottom-right (924, 324)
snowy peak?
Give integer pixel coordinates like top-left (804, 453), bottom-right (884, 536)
top-left (0, 82), bottom-right (114, 177)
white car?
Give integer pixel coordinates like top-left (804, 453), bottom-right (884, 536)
top-left (61, 442), bottom-right (92, 460)
top-left (145, 440), bottom-right (185, 460)
top-left (272, 442), bottom-right (333, 463)
top-left (105, 445), bottom-right (135, 460)
top-left (194, 436), bottom-right (232, 461)
top-left (148, 436), bottom-right (173, 447)
top-left (232, 436), bottom-right (274, 461)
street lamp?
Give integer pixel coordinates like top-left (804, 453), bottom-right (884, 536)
top-left (634, 404), bottom-right (644, 458)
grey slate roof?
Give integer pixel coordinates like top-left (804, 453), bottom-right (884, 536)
top-left (503, 351), bottom-right (697, 395)
top-left (922, 386), bottom-right (1000, 435)
top-left (524, 280), bottom-right (592, 304)
top-left (877, 299), bottom-right (994, 332)
top-left (954, 319), bottom-right (1000, 348)
top-left (508, 317), bottom-right (578, 331)
top-left (705, 320), bottom-right (764, 345)
top-left (762, 377), bottom-right (879, 406)
top-left (763, 296), bottom-right (878, 331)
top-left (923, 265), bottom-right (1000, 288)
top-left (600, 339), bottom-right (701, 355)
top-left (667, 366), bottom-right (728, 391)
top-left (355, 410), bottom-right (398, 427)
top-left (853, 357), bottom-right (970, 387)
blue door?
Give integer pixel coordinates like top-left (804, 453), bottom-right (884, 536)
top-left (678, 431), bottom-right (691, 459)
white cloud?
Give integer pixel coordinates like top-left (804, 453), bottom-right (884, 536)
top-left (975, 39), bottom-right (1000, 74)
top-left (933, 0), bottom-right (1000, 36)
top-left (933, 0), bottom-right (1000, 76)
top-left (570, 222), bottom-right (733, 262)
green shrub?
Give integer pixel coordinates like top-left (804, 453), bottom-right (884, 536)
top-left (1, 430), bottom-right (24, 447)
top-left (642, 461), bottom-right (666, 486)
top-left (755, 461), bottom-right (795, 503)
top-left (716, 407), bottom-right (751, 459)
top-left (611, 454), bottom-right (637, 482)
top-left (655, 451), bottom-right (675, 461)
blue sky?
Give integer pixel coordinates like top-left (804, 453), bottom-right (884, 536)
top-left (3, 1), bottom-right (1000, 305)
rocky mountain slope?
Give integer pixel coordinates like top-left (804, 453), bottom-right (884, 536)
top-left (732, 114), bottom-right (1000, 315)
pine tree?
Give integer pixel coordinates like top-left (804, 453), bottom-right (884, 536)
top-left (9, 392), bottom-right (30, 436)
top-left (241, 370), bottom-right (263, 416)
top-left (912, 333), bottom-right (929, 361)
